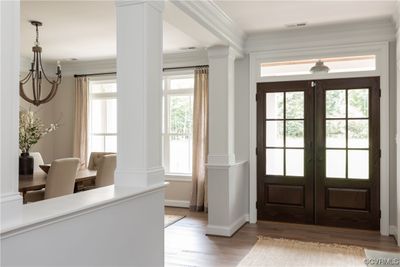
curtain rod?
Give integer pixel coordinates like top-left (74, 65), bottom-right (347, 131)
top-left (162, 65), bottom-right (209, 71)
top-left (74, 65), bottom-right (209, 78)
top-left (74, 72), bottom-right (116, 78)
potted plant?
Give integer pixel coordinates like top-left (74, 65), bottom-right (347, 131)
top-left (19, 108), bottom-right (59, 175)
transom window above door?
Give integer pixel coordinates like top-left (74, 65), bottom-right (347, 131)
top-left (260, 55), bottom-right (376, 77)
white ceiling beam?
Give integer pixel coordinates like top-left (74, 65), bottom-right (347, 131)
top-left (170, 0), bottom-right (246, 57)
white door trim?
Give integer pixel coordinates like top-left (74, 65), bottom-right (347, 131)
top-left (248, 42), bottom-right (390, 235)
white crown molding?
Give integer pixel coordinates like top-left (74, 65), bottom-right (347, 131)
top-left (246, 17), bottom-right (396, 53)
top-left (170, 0), bottom-right (245, 57)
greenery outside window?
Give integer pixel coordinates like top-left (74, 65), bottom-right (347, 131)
top-left (162, 72), bottom-right (194, 175)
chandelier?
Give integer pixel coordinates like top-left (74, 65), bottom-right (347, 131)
top-left (20, 21), bottom-right (62, 106)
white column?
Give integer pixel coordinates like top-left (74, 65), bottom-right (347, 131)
top-left (207, 46), bottom-right (236, 165)
top-left (115, 0), bottom-right (164, 188)
top-left (0, 0), bottom-right (23, 223)
top-left (207, 46), bottom-right (249, 237)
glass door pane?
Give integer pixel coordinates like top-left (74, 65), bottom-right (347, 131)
top-left (325, 88), bottom-right (370, 180)
top-left (265, 91), bottom-right (304, 176)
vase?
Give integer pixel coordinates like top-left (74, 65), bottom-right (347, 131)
top-left (19, 152), bottom-right (34, 175)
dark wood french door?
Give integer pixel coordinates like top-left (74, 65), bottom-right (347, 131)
top-left (257, 77), bottom-right (380, 230)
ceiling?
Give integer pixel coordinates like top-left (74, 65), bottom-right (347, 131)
top-left (21, 1), bottom-right (398, 62)
top-left (21, 1), bottom-right (206, 62)
top-left (215, 0), bottom-right (397, 33)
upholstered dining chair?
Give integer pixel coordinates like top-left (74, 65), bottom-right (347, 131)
top-left (95, 154), bottom-right (117, 187)
top-left (87, 152), bottom-right (115, 170)
top-left (78, 154), bottom-right (116, 191)
top-left (25, 158), bottom-right (80, 203)
top-left (30, 152), bottom-right (44, 171)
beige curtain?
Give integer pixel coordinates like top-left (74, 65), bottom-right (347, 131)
top-left (190, 68), bottom-right (209, 212)
top-left (73, 77), bottom-right (89, 169)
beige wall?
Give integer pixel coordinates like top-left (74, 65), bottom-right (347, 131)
top-left (165, 180), bottom-right (192, 207)
top-left (19, 74), bottom-right (75, 163)
top-left (52, 76), bottom-right (75, 160)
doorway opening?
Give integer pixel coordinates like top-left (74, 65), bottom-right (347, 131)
top-left (256, 77), bottom-right (380, 230)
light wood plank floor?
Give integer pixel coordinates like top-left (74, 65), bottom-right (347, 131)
top-left (165, 207), bottom-right (400, 267)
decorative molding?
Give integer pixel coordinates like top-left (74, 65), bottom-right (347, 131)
top-left (207, 154), bottom-right (236, 166)
top-left (165, 175), bottom-right (192, 182)
top-left (171, 0), bottom-right (245, 56)
top-left (206, 214), bottom-right (248, 237)
top-left (246, 17), bottom-right (396, 53)
top-left (164, 200), bottom-right (190, 208)
top-left (207, 160), bottom-right (248, 170)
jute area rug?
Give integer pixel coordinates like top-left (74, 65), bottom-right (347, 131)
top-left (237, 236), bottom-right (366, 267)
top-left (164, 214), bottom-right (185, 228)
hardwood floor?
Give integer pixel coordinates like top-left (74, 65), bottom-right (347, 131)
top-left (165, 207), bottom-right (400, 267)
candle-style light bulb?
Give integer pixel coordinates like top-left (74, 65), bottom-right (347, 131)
top-left (56, 60), bottom-right (61, 74)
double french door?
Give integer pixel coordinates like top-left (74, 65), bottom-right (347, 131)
top-left (256, 77), bottom-right (380, 230)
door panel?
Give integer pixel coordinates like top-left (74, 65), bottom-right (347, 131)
top-left (315, 77), bottom-right (380, 230)
top-left (257, 81), bottom-right (314, 224)
top-left (257, 77), bottom-right (380, 230)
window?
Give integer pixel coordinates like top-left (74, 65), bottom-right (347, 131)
top-left (88, 79), bottom-right (117, 155)
top-left (162, 72), bottom-right (194, 175)
top-left (260, 55), bottom-right (376, 77)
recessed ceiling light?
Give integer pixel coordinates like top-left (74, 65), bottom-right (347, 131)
top-left (285, 22), bottom-right (307, 28)
top-left (180, 47), bottom-right (197, 51)
top-left (61, 58), bottom-right (78, 61)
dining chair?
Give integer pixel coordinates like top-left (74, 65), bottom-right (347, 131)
top-left (95, 154), bottom-right (117, 187)
top-left (25, 158), bottom-right (80, 203)
top-left (30, 152), bottom-right (44, 171)
top-left (87, 152), bottom-right (115, 170)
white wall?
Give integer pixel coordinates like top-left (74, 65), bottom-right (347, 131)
top-left (2, 186), bottom-right (165, 266)
top-left (235, 56), bottom-right (250, 162)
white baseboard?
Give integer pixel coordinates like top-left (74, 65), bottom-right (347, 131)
top-left (164, 199), bottom-right (190, 208)
top-left (389, 225), bottom-right (398, 242)
top-left (206, 214), bottom-right (249, 237)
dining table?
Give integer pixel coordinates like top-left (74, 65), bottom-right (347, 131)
top-left (19, 165), bottom-right (97, 203)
